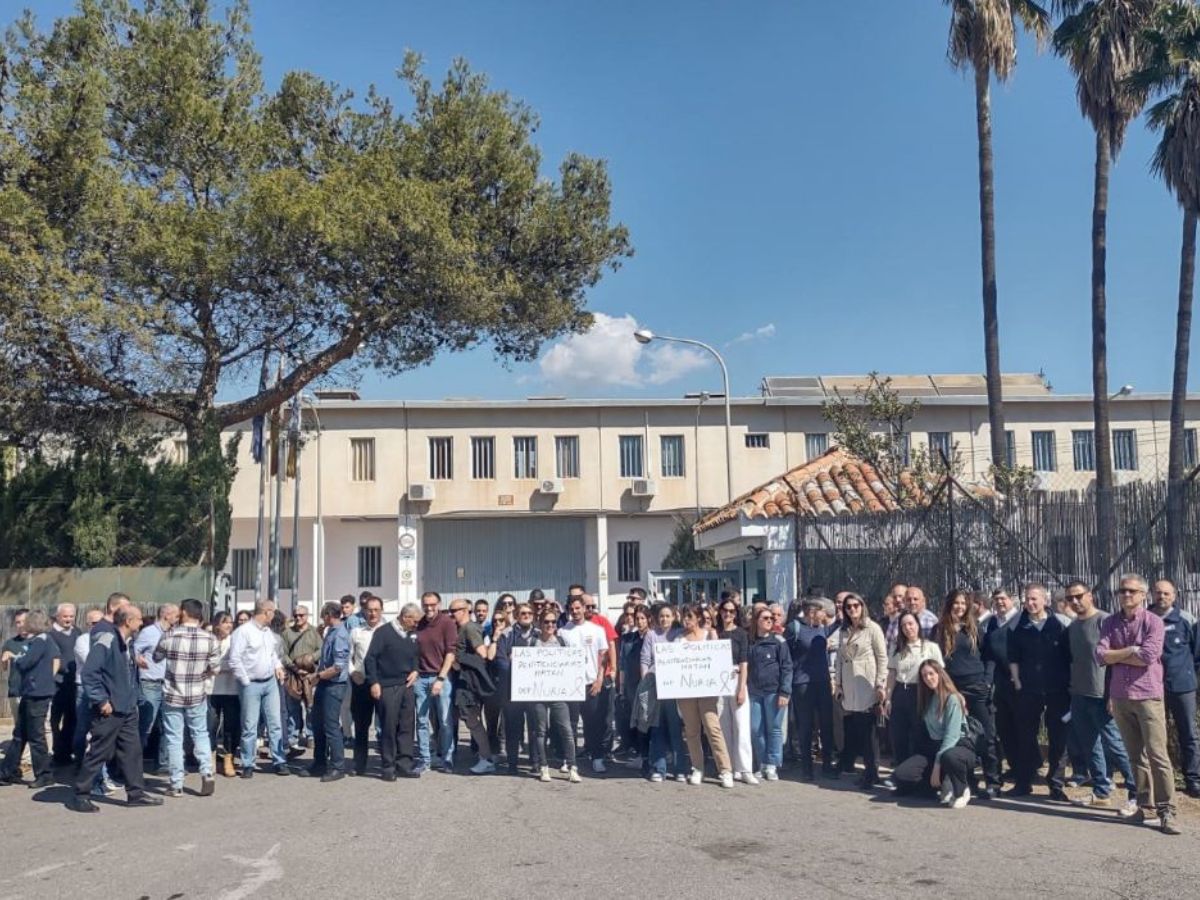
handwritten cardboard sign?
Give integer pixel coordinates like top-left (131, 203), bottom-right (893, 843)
top-left (510, 646), bottom-right (588, 702)
top-left (653, 640), bottom-right (737, 699)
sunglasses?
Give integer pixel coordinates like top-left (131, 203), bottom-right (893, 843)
top-left (845, 603), bottom-right (862, 610)
top-left (1065, 592), bottom-right (1086, 602)
top-left (541, 620), bottom-right (557, 626)
top-left (295, 613), bottom-right (308, 618)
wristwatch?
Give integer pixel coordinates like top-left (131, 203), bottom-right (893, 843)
top-left (435, 675), bottom-right (445, 683)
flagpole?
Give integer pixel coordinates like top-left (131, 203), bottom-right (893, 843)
top-left (289, 397), bottom-right (302, 613)
top-left (268, 360), bottom-right (284, 602)
top-left (252, 352), bottom-right (270, 606)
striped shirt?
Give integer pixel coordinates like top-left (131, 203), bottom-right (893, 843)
top-left (153, 624), bottom-right (221, 707)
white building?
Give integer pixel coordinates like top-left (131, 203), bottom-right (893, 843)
top-left (219, 374), bottom-right (1200, 612)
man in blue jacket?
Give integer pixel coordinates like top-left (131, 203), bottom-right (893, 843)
top-left (1152, 579), bottom-right (1200, 798)
top-left (785, 597), bottom-right (838, 781)
top-left (69, 606), bottom-right (163, 813)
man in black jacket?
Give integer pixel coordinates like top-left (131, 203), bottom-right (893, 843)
top-left (365, 603), bottom-right (421, 781)
top-left (47, 603), bottom-right (80, 765)
top-left (1152, 579), bottom-right (1200, 797)
top-left (1007, 582), bottom-right (1072, 800)
top-left (69, 606), bottom-right (163, 813)
top-left (982, 589), bottom-right (1021, 777)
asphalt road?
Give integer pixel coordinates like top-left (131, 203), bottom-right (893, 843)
top-left (0, 755), bottom-right (1197, 900)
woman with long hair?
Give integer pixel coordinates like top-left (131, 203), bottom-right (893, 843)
top-left (482, 606), bottom-right (511, 756)
top-left (715, 598), bottom-right (756, 784)
top-left (641, 604), bottom-right (688, 782)
top-left (528, 611), bottom-right (580, 783)
top-left (207, 611), bottom-right (242, 778)
top-left (884, 611), bottom-right (944, 768)
top-left (892, 659), bottom-right (976, 808)
top-left (933, 588), bottom-right (999, 799)
top-left (834, 592), bottom-right (887, 788)
top-left (615, 603), bottom-right (648, 766)
top-left (673, 604), bottom-right (734, 788)
top-left (746, 605), bottom-right (791, 781)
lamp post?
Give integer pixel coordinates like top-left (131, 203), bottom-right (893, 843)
top-left (635, 329), bottom-right (733, 503)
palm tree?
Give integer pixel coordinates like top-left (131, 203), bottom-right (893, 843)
top-left (944, 1), bottom-right (1052, 475)
top-left (1135, 1), bottom-right (1200, 584)
top-left (1053, 0), bottom-right (1157, 596)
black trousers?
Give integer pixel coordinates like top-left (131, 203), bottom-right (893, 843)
top-left (484, 689), bottom-right (504, 755)
top-left (889, 683), bottom-right (920, 767)
top-left (50, 682), bottom-right (77, 763)
top-left (960, 681), bottom-right (1000, 788)
top-left (842, 710), bottom-right (878, 780)
top-left (1166, 690), bottom-right (1200, 791)
top-left (792, 680), bottom-right (836, 772)
top-left (581, 684), bottom-right (611, 759)
top-left (207, 694), bottom-right (241, 753)
top-left (2, 696), bottom-right (51, 779)
top-left (533, 702), bottom-right (574, 768)
top-left (74, 709), bottom-right (146, 798)
top-left (377, 683), bottom-right (416, 776)
top-left (1015, 689), bottom-right (1069, 790)
top-left (504, 701), bottom-right (536, 769)
top-left (893, 730), bottom-right (976, 798)
top-left (350, 682), bottom-right (375, 774)
top-left (993, 685), bottom-right (1019, 773)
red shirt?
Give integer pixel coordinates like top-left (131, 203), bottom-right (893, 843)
top-left (416, 613), bottom-right (458, 676)
top-left (587, 613), bottom-right (618, 674)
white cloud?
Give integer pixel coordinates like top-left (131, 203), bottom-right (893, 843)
top-left (727, 323), bottom-right (776, 346)
top-left (537, 312), bottom-right (712, 391)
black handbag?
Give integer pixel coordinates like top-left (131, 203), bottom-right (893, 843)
top-left (956, 714), bottom-right (986, 754)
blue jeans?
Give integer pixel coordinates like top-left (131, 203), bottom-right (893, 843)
top-left (312, 681), bottom-right (347, 773)
top-left (286, 693), bottom-right (311, 746)
top-left (137, 680), bottom-right (168, 768)
top-left (749, 691), bottom-right (786, 769)
top-left (161, 701), bottom-right (212, 790)
top-left (414, 675), bottom-right (455, 768)
top-left (238, 678), bottom-right (286, 769)
top-left (650, 699), bottom-right (688, 776)
top-left (1070, 694), bottom-right (1134, 798)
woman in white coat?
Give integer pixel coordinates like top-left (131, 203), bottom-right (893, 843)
top-left (834, 592), bottom-right (887, 789)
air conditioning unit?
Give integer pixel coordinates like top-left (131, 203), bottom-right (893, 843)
top-left (409, 482), bottom-right (435, 501)
top-left (539, 478), bottom-right (564, 495)
top-left (631, 478), bottom-right (657, 497)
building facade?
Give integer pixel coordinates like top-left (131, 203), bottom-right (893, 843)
top-left (218, 374), bottom-right (1200, 612)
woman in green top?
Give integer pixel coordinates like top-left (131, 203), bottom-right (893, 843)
top-left (891, 659), bottom-right (976, 808)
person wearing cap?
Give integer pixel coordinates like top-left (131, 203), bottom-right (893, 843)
top-left (785, 597), bottom-right (839, 780)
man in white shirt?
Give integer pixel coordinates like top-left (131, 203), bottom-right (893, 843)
top-left (904, 586), bottom-right (938, 637)
top-left (349, 596), bottom-right (385, 775)
top-left (560, 596), bottom-right (609, 774)
top-left (228, 599), bottom-right (288, 778)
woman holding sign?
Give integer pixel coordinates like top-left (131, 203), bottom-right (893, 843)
top-left (642, 605), bottom-right (688, 783)
top-left (529, 612), bottom-right (581, 784)
top-left (834, 593), bottom-right (887, 789)
top-left (673, 604), bottom-right (735, 789)
top-left (716, 598), bottom-right (756, 785)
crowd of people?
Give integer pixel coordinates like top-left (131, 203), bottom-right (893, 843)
top-left (0, 574), bottom-right (1194, 836)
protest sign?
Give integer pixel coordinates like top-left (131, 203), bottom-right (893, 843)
top-left (653, 640), bottom-right (737, 699)
top-left (510, 645), bottom-right (588, 702)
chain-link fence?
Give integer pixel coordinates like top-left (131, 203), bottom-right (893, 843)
top-left (797, 479), bottom-right (1200, 616)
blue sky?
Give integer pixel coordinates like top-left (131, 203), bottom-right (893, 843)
top-left (27, 1), bottom-right (1194, 399)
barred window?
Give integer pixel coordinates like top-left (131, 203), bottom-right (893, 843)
top-left (1113, 429), bottom-right (1138, 471)
top-left (429, 437), bottom-right (453, 480)
top-left (555, 436), bottom-right (580, 478)
top-left (350, 438), bottom-right (375, 482)
top-left (745, 433), bottom-right (770, 449)
top-left (278, 547), bottom-right (295, 591)
top-left (660, 435), bottom-right (685, 478)
top-left (1072, 430), bottom-right (1095, 472)
top-left (230, 549), bottom-right (257, 591)
top-left (358, 546), bottom-right (382, 588)
top-left (617, 540), bottom-right (641, 584)
top-left (619, 435), bottom-right (644, 478)
top-left (471, 437), bottom-right (495, 480)
top-left (927, 432), bottom-right (952, 463)
top-left (805, 433), bottom-right (828, 461)
top-left (513, 436), bottom-right (538, 479)
top-left (898, 433), bottom-right (911, 467)
top-left (1032, 431), bottom-right (1057, 472)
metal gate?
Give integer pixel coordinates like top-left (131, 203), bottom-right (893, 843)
top-left (423, 517), bottom-right (587, 603)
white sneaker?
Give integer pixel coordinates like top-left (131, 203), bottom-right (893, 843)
top-left (559, 762), bottom-right (570, 773)
top-left (687, 768), bottom-right (704, 786)
top-left (101, 778), bottom-right (119, 795)
top-left (591, 758), bottom-right (607, 774)
top-left (939, 782), bottom-right (954, 805)
top-left (539, 766), bottom-right (551, 783)
top-left (568, 766), bottom-right (582, 784)
top-left (951, 787), bottom-right (971, 809)
top-left (649, 772), bottom-right (664, 783)
top-left (763, 765), bottom-right (779, 782)
top-left (469, 758), bottom-right (496, 775)
top-left (1118, 797), bottom-right (1140, 819)
top-left (741, 771), bottom-right (760, 785)
top-left (719, 771), bottom-right (734, 789)
top-left (675, 773), bottom-right (687, 783)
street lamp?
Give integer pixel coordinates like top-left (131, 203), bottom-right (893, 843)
top-left (1110, 384), bottom-right (1134, 399)
top-left (635, 329), bottom-right (733, 503)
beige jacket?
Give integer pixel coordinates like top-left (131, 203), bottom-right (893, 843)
top-left (835, 620), bottom-right (887, 712)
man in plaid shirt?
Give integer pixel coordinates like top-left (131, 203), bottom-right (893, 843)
top-left (153, 598), bottom-right (221, 797)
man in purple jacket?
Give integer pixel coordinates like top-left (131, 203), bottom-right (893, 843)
top-left (1095, 573), bottom-right (1179, 835)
